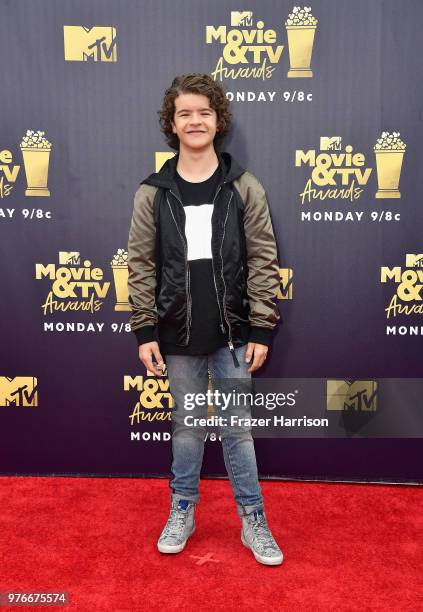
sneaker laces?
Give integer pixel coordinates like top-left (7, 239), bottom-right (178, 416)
top-left (247, 512), bottom-right (280, 554)
top-left (161, 505), bottom-right (190, 541)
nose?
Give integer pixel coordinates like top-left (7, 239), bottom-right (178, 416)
top-left (189, 113), bottom-right (204, 125)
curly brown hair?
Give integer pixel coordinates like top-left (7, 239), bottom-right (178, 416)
top-left (158, 73), bottom-right (232, 151)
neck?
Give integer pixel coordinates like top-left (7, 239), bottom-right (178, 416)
top-left (176, 144), bottom-right (219, 182)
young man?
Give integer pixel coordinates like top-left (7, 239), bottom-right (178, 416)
top-left (127, 73), bottom-right (283, 565)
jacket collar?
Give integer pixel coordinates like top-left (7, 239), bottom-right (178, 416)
top-left (139, 150), bottom-right (246, 190)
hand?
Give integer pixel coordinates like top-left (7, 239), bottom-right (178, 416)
top-left (245, 342), bottom-right (268, 373)
top-left (139, 341), bottom-right (165, 376)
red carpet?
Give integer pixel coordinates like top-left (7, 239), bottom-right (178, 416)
top-left (0, 476), bottom-right (422, 611)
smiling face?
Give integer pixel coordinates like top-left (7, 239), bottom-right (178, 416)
top-left (171, 92), bottom-right (218, 152)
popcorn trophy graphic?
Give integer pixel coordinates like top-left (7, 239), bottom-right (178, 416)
top-left (19, 130), bottom-right (52, 196)
top-left (285, 6), bottom-right (318, 78)
top-left (111, 249), bottom-right (131, 311)
top-left (374, 132), bottom-right (406, 198)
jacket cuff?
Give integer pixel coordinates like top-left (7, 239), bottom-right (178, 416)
top-left (134, 325), bottom-right (157, 346)
top-left (248, 326), bottom-right (273, 347)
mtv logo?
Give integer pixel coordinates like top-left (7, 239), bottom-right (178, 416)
top-left (0, 377), bottom-right (38, 407)
top-left (231, 12), bottom-right (253, 27)
top-left (405, 254), bottom-right (423, 268)
top-left (326, 380), bottom-right (377, 412)
top-left (320, 137), bottom-right (342, 151)
top-left (277, 268), bottom-right (293, 300)
top-left (63, 26), bottom-right (117, 62)
top-left (155, 152), bottom-right (176, 173)
top-left (59, 251), bottom-right (80, 265)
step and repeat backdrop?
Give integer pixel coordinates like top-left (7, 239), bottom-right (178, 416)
top-left (1, 1), bottom-right (422, 482)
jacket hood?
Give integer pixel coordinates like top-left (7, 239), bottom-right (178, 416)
top-left (139, 150), bottom-right (246, 188)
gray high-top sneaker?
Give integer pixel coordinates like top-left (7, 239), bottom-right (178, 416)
top-left (157, 498), bottom-right (196, 554)
top-left (241, 509), bottom-right (283, 565)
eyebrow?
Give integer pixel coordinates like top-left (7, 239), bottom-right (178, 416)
top-left (175, 108), bottom-right (213, 114)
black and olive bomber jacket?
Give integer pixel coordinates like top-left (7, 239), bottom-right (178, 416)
top-left (127, 149), bottom-right (282, 367)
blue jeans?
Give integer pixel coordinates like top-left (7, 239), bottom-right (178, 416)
top-left (164, 343), bottom-right (264, 518)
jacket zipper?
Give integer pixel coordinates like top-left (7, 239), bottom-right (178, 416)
top-left (219, 192), bottom-right (240, 368)
top-left (166, 193), bottom-right (192, 345)
top-left (210, 183), bottom-right (226, 336)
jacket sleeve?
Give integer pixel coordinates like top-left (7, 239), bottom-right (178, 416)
top-left (239, 172), bottom-right (281, 346)
top-left (127, 183), bottom-right (159, 345)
